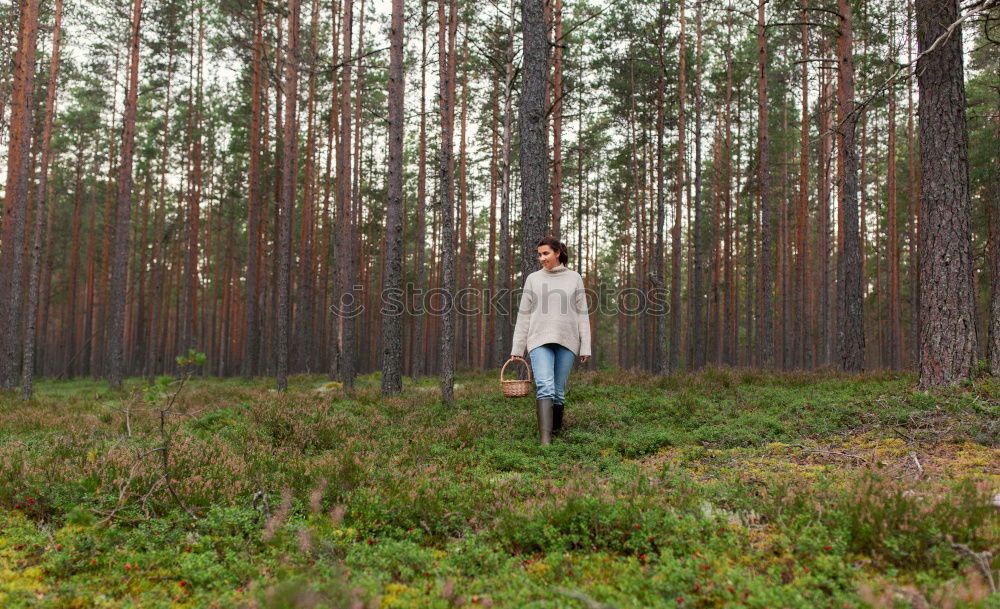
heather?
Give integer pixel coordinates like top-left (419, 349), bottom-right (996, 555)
top-left (1, 368), bottom-right (997, 608)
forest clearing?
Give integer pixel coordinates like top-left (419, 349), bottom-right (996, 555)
top-left (1, 368), bottom-right (997, 608)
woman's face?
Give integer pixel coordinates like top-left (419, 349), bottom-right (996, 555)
top-left (537, 245), bottom-right (559, 270)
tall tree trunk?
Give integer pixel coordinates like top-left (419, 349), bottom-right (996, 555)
top-left (487, 68), bottom-right (500, 368)
top-left (180, 10), bottom-right (203, 360)
top-left (654, 11), bottom-right (667, 374)
top-left (294, 0), bottom-right (321, 374)
top-left (66, 149), bottom-right (85, 379)
top-left (915, 0), bottom-right (976, 387)
top-left (335, 0), bottom-right (356, 389)
top-left (519, 0), bottom-right (550, 279)
top-left (691, 3), bottom-right (704, 371)
top-left (410, 0), bottom-right (428, 379)
top-left (836, 0), bottom-right (865, 371)
top-left (907, 0), bottom-right (920, 369)
top-left (818, 44), bottom-right (833, 366)
top-left (991, 70), bottom-right (1000, 375)
top-left (146, 35), bottom-right (174, 381)
top-left (497, 0), bottom-right (515, 364)
top-left (243, 0), bottom-right (264, 379)
top-left (276, 0), bottom-right (301, 391)
top-left (797, 0), bottom-right (810, 370)
top-left (887, 23), bottom-right (902, 369)
top-left (756, 0), bottom-right (774, 368)
top-left (551, 0), bottom-right (563, 239)
top-left (0, 0), bottom-right (40, 390)
top-left (381, 0), bottom-right (404, 395)
top-left (20, 0), bottom-right (62, 398)
top-left (670, 0), bottom-right (686, 373)
top-left (723, 13), bottom-right (734, 365)
top-left (107, 0), bottom-right (143, 390)
top-left (438, 0), bottom-right (458, 405)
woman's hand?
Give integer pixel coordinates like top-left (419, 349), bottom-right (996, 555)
top-left (579, 355), bottom-right (590, 364)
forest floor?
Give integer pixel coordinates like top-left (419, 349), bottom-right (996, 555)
top-left (0, 367), bottom-right (998, 608)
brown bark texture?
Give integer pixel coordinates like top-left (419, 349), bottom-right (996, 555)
top-left (915, 0), bottom-right (977, 386)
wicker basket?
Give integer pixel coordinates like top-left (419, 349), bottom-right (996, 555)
top-left (500, 356), bottom-right (533, 398)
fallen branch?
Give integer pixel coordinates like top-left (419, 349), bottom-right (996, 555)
top-left (909, 452), bottom-right (924, 478)
top-left (790, 443), bottom-right (871, 464)
top-left (951, 541), bottom-right (997, 594)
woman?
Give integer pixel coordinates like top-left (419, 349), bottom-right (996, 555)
top-left (510, 236), bottom-right (591, 445)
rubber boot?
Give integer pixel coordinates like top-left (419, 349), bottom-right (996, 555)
top-left (536, 398), bottom-right (553, 446)
top-left (552, 403), bottom-right (564, 435)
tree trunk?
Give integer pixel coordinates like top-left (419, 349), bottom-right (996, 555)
top-left (797, 0), bottom-right (810, 370)
top-left (66, 149), bottom-right (85, 379)
top-left (20, 0), bottom-right (62, 397)
top-left (381, 0), bottom-right (404, 395)
top-left (915, 0), bottom-right (976, 386)
top-left (670, 0), bottom-right (686, 373)
top-left (0, 0), bottom-right (40, 390)
top-left (818, 44), bottom-right (833, 367)
top-left (887, 24), bottom-right (902, 369)
top-left (276, 0), bottom-right (301, 392)
top-left (836, 0), bottom-right (865, 372)
top-left (335, 0), bottom-right (356, 389)
top-left (907, 0), bottom-right (920, 369)
top-left (991, 74), bottom-right (1000, 375)
top-left (519, 0), bottom-right (550, 279)
top-left (243, 0), bottom-right (264, 379)
top-left (107, 0), bottom-right (142, 390)
top-left (497, 0), bottom-right (515, 364)
top-left (410, 0), bottom-right (428, 379)
top-left (654, 11), bottom-right (667, 374)
top-left (691, 3), bottom-right (704, 371)
top-left (551, 0), bottom-right (563, 239)
top-left (180, 11), bottom-right (203, 361)
top-left (438, 0), bottom-right (458, 405)
top-left (756, 0), bottom-right (774, 368)
top-left (293, 0), bottom-right (321, 374)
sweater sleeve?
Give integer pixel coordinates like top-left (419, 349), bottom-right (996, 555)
top-left (575, 274), bottom-right (591, 357)
top-left (510, 276), bottom-right (534, 357)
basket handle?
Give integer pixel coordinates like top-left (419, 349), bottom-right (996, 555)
top-left (501, 356), bottom-right (532, 382)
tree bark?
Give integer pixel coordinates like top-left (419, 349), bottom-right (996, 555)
top-left (691, 3), bottom-right (704, 371)
top-left (887, 24), bottom-right (902, 369)
top-left (497, 0), bottom-right (516, 366)
top-left (438, 0), bottom-right (458, 405)
top-left (836, 0), bottom-right (865, 372)
top-left (654, 11), bottom-right (667, 374)
top-left (107, 0), bottom-right (143, 390)
top-left (915, 0), bottom-right (977, 386)
top-left (0, 0), bottom-right (40, 390)
top-left (670, 0), bottom-right (686, 373)
top-left (551, 0), bottom-right (563, 239)
top-left (519, 0), bottom-right (550, 280)
top-left (276, 0), bottom-right (301, 391)
top-left (756, 0), bottom-right (774, 367)
top-left (991, 72), bottom-right (1000, 375)
top-left (381, 0), bottom-right (404, 395)
top-left (243, 0), bottom-right (264, 379)
top-left (410, 0), bottom-right (428, 379)
top-left (335, 0), bottom-right (356, 389)
top-left (797, 0), bottom-right (810, 370)
top-left (21, 0), bottom-right (63, 397)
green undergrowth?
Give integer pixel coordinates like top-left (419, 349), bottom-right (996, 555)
top-left (1, 367), bottom-right (997, 608)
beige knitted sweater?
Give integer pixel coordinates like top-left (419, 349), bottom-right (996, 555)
top-left (510, 264), bottom-right (592, 358)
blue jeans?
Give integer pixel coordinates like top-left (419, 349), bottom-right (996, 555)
top-left (529, 343), bottom-right (575, 405)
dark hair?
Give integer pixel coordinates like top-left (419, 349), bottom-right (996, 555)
top-left (536, 236), bottom-right (569, 265)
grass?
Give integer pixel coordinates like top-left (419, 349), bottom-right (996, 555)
top-left (0, 366), bottom-right (997, 608)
